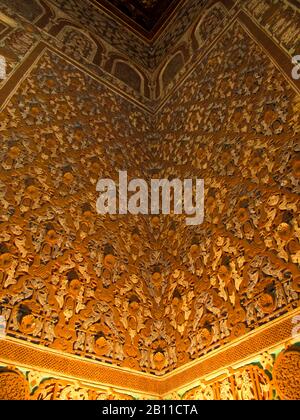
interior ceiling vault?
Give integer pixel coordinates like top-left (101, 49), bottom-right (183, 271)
top-left (0, 0), bottom-right (299, 385)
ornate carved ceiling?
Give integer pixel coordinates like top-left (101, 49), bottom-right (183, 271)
top-left (91, 0), bottom-right (183, 34)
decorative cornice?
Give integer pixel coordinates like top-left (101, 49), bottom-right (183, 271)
top-left (0, 310), bottom-right (298, 396)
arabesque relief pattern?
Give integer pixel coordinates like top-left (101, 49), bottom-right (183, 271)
top-left (0, 366), bottom-right (136, 400)
top-left (1, 1), bottom-right (300, 108)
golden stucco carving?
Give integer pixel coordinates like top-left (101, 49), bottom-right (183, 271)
top-left (273, 348), bottom-right (300, 400)
top-left (0, 368), bottom-right (30, 400)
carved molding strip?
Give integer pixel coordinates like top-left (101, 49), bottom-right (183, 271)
top-left (0, 41), bottom-right (152, 114)
top-left (0, 310), bottom-right (298, 396)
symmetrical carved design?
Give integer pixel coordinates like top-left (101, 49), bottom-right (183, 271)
top-left (56, 25), bottom-right (99, 62)
top-left (0, 47), bottom-right (161, 374)
top-left (183, 366), bottom-right (272, 400)
top-left (1, 312), bottom-right (297, 398)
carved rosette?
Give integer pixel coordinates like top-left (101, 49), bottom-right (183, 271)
top-left (273, 349), bottom-right (300, 400)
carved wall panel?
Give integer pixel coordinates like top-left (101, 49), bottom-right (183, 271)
top-left (0, 19), bottom-right (39, 83)
top-left (192, 3), bottom-right (228, 49)
top-left (183, 366), bottom-right (272, 400)
top-left (273, 347), bottom-right (300, 400)
top-left (56, 25), bottom-right (99, 62)
top-left (155, 1), bottom-right (231, 100)
top-left (0, 0), bottom-right (45, 23)
top-left (0, 367), bottom-right (30, 400)
top-left (171, 344), bottom-right (300, 400)
top-left (0, 0), bottom-right (238, 107)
